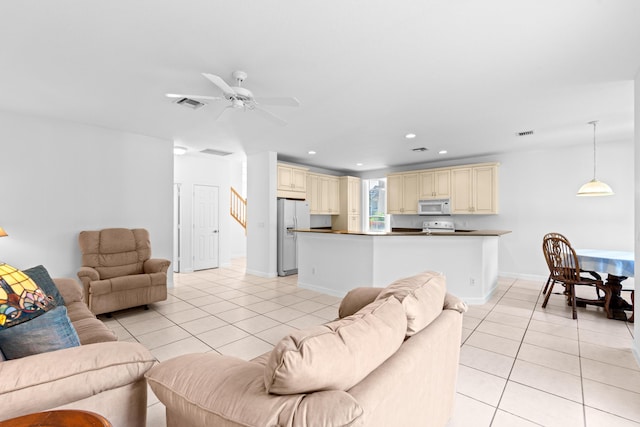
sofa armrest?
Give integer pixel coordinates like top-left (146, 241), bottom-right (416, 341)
top-left (444, 293), bottom-right (468, 313)
top-left (0, 341), bottom-right (156, 421)
top-left (144, 258), bottom-right (171, 274)
top-left (53, 277), bottom-right (84, 304)
top-left (146, 353), bottom-right (362, 427)
top-left (338, 287), bottom-right (384, 318)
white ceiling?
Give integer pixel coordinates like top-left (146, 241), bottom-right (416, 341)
top-left (1, 1), bottom-right (638, 172)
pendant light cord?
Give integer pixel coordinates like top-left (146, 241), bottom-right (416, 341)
top-left (589, 120), bottom-right (598, 181)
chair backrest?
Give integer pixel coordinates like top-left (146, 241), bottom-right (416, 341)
top-left (542, 232), bottom-right (581, 283)
top-left (78, 228), bottom-right (152, 279)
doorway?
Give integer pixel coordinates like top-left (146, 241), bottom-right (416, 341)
top-left (193, 184), bottom-right (220, 270)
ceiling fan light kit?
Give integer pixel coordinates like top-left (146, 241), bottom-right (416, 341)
top-left (166, 71), bottom-right (299, 126)
top-left (576, 120), bottom-right (614, 197)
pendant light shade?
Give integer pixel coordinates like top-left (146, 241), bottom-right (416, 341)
top-left (577, 121), bottom-right (614, 197)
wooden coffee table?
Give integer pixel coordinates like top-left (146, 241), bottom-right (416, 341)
top-left (0, 410), bottom-right (111, 427)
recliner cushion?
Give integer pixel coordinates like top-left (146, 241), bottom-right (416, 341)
top-left (375, 270), bottom-right (447, 336)
top-left (78, 228), bottom-right (151, 279)
top-left (264, 296), bottom-right (407, 395)
top-left (89, 273), bottom-right (165, 296)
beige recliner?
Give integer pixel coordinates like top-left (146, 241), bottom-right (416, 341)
top-left (77, 228), bottom-right (170, 315)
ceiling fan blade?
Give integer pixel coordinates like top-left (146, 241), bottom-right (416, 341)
top-left (253, 105), bottom-right (288, 126)
top-left (202, 73), bottom-right (236, 96)
top-left (212, 105), bottom-right (233, 121)
top-left (254, 97), bottom-right (300, 107)
top-left (165, 93), bottom-right (223, 101)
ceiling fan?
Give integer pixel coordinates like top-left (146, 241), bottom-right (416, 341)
top-left (166, 71), bottom-right (300, 126)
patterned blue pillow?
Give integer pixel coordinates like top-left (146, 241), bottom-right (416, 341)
top-left (23, 265), bottom-right (66, 307)
top-left (0, 306), bottom-right (80, 359)
top-left (0, 263), bottom-right (56, 329)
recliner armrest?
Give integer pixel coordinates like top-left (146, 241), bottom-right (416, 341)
top-left (77, 266), bottom-right (100, 282)
top-left (144, 258), bottom-right (171, 274)
top-left (338, 287), bottom-right (384, 318)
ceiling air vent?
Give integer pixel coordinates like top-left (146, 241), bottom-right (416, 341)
top-left (175, 97), bottom-right (205, 110)
top-left (516, 130), bottom-right (535, 137)
top-left (200, 148), bottom-right (233, 156)
top-left (411, 147), bottom-right (428, 152)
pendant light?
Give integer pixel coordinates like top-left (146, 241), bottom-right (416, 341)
top-left (576, 120), bottom-right (614, 196)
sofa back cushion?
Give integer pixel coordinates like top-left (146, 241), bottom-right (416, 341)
top-left (264, 296), bottom-right (407, 395)
top-left (78, 228), bottom-right (151, 279)
top-left (375, 271), bottom-right (447, 336)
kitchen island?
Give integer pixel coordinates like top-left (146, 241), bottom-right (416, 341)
top-left (295, 229), bottom-right (511, 304)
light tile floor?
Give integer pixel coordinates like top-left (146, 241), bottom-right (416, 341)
top-left (98, 259), bottom-right (639, 426)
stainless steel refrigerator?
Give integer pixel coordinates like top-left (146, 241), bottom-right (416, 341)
top-left (277, 198), bottom-right (310, 276)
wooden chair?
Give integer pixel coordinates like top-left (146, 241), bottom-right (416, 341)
top-left (541, 233), bottom-right (611, 319)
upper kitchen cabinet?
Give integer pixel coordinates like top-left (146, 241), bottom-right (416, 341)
top-left (307, 173), bottom-right (340, 214)
top-left (450, 163), bottom-right (499, 214)
top-left (387, 172), bottom-right (418, 214)
top-left (277, 163), bottom-right (308, 199)
top-left (332, 176), bottom-right (361, 231)
top-left (418, 169), bottom-right (451, 200)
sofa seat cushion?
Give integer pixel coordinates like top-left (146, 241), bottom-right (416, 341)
top-left (89, 272), bottom-right (165, 296)
top-left (147, 353), bottom-right (363, 427)
top-left (375, 271), bottom-right (447, 336)
top-left (72, 317), bottom-right (117, 345)
top-left (265, 296), bottom-right (407, 395)
top-left (65, 301), bottom-right (96, 323)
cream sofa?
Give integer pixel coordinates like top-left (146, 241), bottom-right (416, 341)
top-left (0, 277), bottom-right (157, 426)
top-left (146, 271), bottom-right (466, 427)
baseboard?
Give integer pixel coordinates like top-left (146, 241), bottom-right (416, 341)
top-left (499, 271), bottom-right (547, 282)
top-left (245, 268), bottom-right (277, 279)
top-left (298, 281), bottom-right (347, 298)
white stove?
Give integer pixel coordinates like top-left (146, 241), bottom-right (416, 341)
top-left (422, 220), bottom-right (455, 233)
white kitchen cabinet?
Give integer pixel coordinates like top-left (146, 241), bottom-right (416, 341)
top-left (307, 173), bottom-right (340, 214)
top-left (277, 163), bottom-right (307, 199)
top-left (332, 176), bottom-right (361, 231)
top-left (418, 169), bottom-right (450, 200)
top-left (450, 163), bottom-right (498, 214)
top-left (387, 172), bottom-right (418, 214)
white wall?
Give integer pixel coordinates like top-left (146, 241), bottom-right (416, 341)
top-left (634, 70), bottom-right (639, 364)
top-left (0, 110), bottom-right (174, 282)
top-left (173, 153), bottom-right (246, 271)
top-left (246, 151), bottom-right (277, 277)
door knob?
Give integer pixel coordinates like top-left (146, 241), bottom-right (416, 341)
top-left (213, 230), bottom-right (218, 233)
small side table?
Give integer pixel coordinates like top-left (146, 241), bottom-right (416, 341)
top-left (0, 410), bottom-right (111, 427)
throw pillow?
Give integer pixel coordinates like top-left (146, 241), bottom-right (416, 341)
top-left (0, 262), bottom-right (56, 329)
top-left (264, 296), bottom-right (407, 395)
top-left (23, 265), bottom-right (66, 307)
top-left (375, 270), bottom-right (447, 336)
top-left (0, 305), bottom-right (80, 359)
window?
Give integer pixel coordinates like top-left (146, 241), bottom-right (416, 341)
top-left (363, 178), bottom-right (387, 232)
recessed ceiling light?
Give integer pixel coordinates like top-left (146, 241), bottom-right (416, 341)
top-left (173, 146), bottom-right (187, 155)
top-left (438, 150), bottom-right (448, 155)
top-left (356, 162), bottom-right (364, 166)
top-left (308, 150), bottom-right (316, 155)
top-left (405, 133), bottom-right (417, 139)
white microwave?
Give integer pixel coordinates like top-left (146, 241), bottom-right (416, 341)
top-left (418, 199), bottom-right (451, 216)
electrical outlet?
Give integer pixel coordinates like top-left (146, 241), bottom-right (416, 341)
top-left (469, 278), bottom-right (476, 286)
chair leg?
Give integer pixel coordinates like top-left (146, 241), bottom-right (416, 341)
top-left (543, 275), bottom-right (552, 294)
top-left (630, 291), bottom-right (634, 323)
top-left (602, 288), bottom-right (613, 319)
top-left (569, 284), bottom-right (577, 319)
top-left (542, 279), bottom-right (555, 308)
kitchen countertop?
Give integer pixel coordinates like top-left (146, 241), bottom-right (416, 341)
top-left (295, 228), bottom-right (511, 237)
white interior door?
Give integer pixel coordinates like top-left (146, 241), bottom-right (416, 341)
top-left (193, 184), bottom-right (219, 270)
top-left (173, 183), bottom-right (181, 272)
